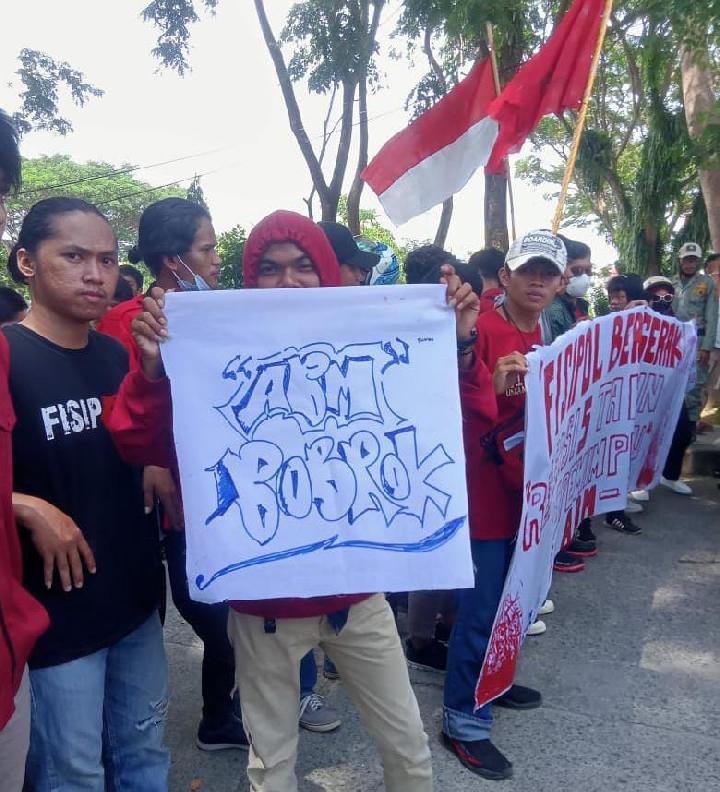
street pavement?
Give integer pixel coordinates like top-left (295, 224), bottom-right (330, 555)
top-left (164, 474), bottom-right (720, 792)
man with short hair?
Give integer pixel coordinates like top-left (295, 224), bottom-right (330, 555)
top-left (443, 230), bottom-right (564, 780)
top-left (0, 286), bottom-right (28, 326)
top-left (119, 263), bottom-right (144, 296)
top-left (545, 235), bottom-right (592, 341)
top-left (672, 242), bottom-right (718, 427)
top-left (0, 108), bottom-right (50, 792)
top-left (318, 221), bottom-right (379, 286)
top-left (468, 248), bottom-right (505, 312)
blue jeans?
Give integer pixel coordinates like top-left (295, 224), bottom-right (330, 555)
top-left (299, 651), bottom-right (317, 699)
top-left (443, 539), bottom-right (513, 741)
top-left (26, 613), bottom-right (170, 791)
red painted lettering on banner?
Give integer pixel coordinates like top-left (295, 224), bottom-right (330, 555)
top-left (609, 315), bottom-right (624, 371)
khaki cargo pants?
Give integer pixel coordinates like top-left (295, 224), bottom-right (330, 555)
top-left (228, 594), bottom-right (433, 792)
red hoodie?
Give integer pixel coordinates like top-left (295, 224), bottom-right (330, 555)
top-left (107, 210), bottom-right (498, 617)
top-left (0, 334), bottom-right (49, 728)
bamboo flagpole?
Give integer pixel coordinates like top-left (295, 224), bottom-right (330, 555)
top-left (485, 22), bottom-right (517, 242)
top-left (551, 0), bottom-right (614, 233)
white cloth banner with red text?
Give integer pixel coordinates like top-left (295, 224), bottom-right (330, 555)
top-left (475, 308), bottom-right (696, 709)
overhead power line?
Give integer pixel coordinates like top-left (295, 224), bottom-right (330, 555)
top-left (17, 147), bottom-right (226, 197)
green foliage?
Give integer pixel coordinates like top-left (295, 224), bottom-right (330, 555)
top-left (281, 1), bottom-right (383, 93)
top-left (3, 155), bottom-right (185, 255)
top-left (141, 0), bottom-right (219, 75)
top-left (216, 225), bottom-right (246, 289)
top-left (186, 175), bottom-right (209, 210)
top-left (12, 49), bottom-right (103, 136)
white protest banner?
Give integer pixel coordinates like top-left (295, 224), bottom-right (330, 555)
top-left (474, 307), bottom-right (696, 708)
top-left (160, 285), bottom-right (473, 603)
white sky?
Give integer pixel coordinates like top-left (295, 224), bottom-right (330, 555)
top-left (1, 0), bottom-right (617, 265)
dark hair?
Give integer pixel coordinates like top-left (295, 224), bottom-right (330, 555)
top-left (558, 233), bottom-right (591, 263)
top-left (128, 197), bottom-right (211, 276)
top-left (468, 248), bottom-right (505, 281)
top-left (705, 252), bottom-right (720, 272)
top-left (607, 273), bottom-right (646, 302)
top-left (8, 197), bottom-right (111, 284)
top-left (112, 275), bottom-right (134, 303)
top-left (405, 244), bottom-right (459, 285)
top-left (0, 109), bottom-right (21, 195)
top-left (119, 263), bottom-right (144, 292)
top-left (0, 286), bottom-right (27, 323)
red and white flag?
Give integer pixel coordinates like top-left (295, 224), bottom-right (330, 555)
top-left (362, 0), bottom-right (607, 225)
top-left (361, 58), bottom-right (498, 226)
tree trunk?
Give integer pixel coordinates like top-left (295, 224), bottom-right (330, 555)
top-left (484, 171), bottom-right (509, 250)
top-left (681, 45), bottom-right (720, 250)
top-left (434, 198), bottom-right (454, 247)
top-left (346, 0), bottom-right (382, 235)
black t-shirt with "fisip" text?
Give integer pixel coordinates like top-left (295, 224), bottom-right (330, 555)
top-left (3, 324), bottom-right (162, 669)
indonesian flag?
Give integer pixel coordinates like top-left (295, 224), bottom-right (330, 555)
top-left (362, 58), bottom-right (498, 226)
top-left (362, 0), bottom-right (606, 225)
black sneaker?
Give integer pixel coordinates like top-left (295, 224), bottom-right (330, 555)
top-left (565, 537), bottom-right (597, 557)
top-left (553, 551), bottom-right (585, 573)
top-left (605, 513), bottom-right (642, 535)
top-left (405, 638), bottom-right (447, 673)
top-left (434, 621), bottom-right (452, 644)
top-left (493, 684), bottom-right (542, 710)
top-left (577, 517), bottom-right (596, 542)
top-left (441, 733), bottom-right (513, 780)
top-left (196, 715), bottom-right (249, 751)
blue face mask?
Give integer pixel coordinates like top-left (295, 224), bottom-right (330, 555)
top-left (172, 255), bottom-right (212, 292)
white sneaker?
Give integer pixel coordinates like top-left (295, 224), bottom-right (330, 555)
top-left (527, 620), bottom-right (547, 636)
top-left (629, 489), bottom-right (649, 502)
top-left (538, 599), bottom-right (555, 616)
top-left (624, 500), bottom-right (644, 514)
top-left (660, 477), bottom-right (693, 495)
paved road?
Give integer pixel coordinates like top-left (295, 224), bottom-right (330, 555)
top-left (165, 475), bottom-right (720, 791)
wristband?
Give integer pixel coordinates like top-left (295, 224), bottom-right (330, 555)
top-left (457, 327), bottom-right (478, 356)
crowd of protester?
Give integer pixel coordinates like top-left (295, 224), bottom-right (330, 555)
top-left (1, 106), bottom-right (718, 791)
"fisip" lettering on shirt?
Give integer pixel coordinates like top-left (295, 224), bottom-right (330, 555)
top-left (41, 398), bottom-right (102, 441)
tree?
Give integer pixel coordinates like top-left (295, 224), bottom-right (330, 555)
top-left (395, 0), bottom-right (539, 249)
top-left (186, 174), bottom-right (210, 210)
top-left (141, 0), bottom-right (385, 227)
top-left (10, 49), bottom-right (103, 136)
top-left (1, 155), bottom-right (186, 279)
top-left (216, 225), bottom-right (246, 289)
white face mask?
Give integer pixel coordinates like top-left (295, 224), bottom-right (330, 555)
top-left (566, 273), bottom-right (591, 298)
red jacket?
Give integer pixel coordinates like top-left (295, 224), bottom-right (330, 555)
top-left (463, 309), bottom-right (541, 541)
top-left (0, 334), bottom-right (49, 728)
top-left (96, 295), bottom-right (145, 372)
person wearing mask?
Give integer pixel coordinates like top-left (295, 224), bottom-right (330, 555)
top-left (5, 197), bottom-right (169, 789)
top-left (468, 248), bottom-right (506, 313)
top-left (0, 108), bottom-right (49, 792)
top-left (318, 221), bottom-right (379, 286)
top-left (108, 208), bottom-right (484, 791)
top-left (545, 235), bottom-right (592, 341)
top-left (119, 263), bottom-right (144, 296)
top-left (628, 277), bottom-right (695, 497)
top-left (672, 243), bottom-right (718, 431)
top-left (0, 285), bottom-right (28, 326)
top-left (443, 230), bottom-right (565, 780)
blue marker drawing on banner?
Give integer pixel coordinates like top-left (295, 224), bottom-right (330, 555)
top-left (197, 337), bottom-right (466, 590)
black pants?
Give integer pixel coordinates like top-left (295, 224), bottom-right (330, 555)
top-left (164, 530), bottom-right (236, 726)
top-left (662, 404), bottom-right (694, 481)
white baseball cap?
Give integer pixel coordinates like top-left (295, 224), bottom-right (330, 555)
top-left (678, 242), bottom-right (702, 260)
top-left (644, 275), bottom-right (674, 292)
top-left (505, 229), bottom-right (567, 274)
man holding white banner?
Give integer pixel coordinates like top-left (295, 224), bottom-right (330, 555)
top-left (473, 284), bottom-right (696, 734)
top-left (107, 209), bottom-right (488, 792)
top-left (442, 230), bottom-right (566, 780)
